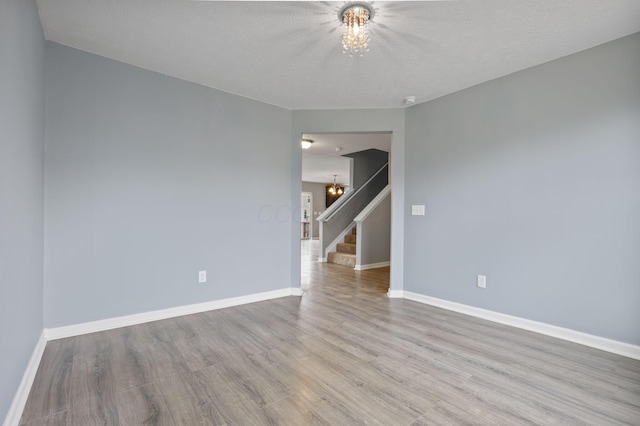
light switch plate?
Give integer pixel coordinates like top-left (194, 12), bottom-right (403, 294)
top-left (198, 270), bottom-right (207, 283)
top-left (411, 205), bottom-right (425, 216)
top-left (477, 275), bottom-right (487, 289)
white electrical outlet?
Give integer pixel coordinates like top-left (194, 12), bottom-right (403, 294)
top-left (198, 270), bottom-right (207, 283)
top-left (411, 205), bottom-right (425, 216)
top-left (477, 274), bottom-right (487, 289)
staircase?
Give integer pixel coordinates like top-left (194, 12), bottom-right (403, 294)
top-left (327, 227), bottom-right (357, 268)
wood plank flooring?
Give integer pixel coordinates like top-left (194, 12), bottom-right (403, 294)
top-left (21, 242), bottom-right (640, 424)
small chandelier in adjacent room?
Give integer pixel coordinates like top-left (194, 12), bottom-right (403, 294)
top-left (328, 175), bottom-right (344, 195)
top-left (301, 138), bottom-right (314, 149)
top-left (339, 3), bottom-right (373, 57)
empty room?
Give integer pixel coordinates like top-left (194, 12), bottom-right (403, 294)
top-left (1, 0), bottom-right (639, 425)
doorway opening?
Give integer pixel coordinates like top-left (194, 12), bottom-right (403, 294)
top-left (300, 132), bottom-right (391, 294)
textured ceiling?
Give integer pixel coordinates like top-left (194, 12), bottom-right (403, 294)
top-left (36, 0), bottom-right (640, 109)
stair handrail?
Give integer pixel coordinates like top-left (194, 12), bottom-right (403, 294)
top-left (318, 162), bottom-right (389, 222)
top-left (316, 187), bottom-right (355, 223)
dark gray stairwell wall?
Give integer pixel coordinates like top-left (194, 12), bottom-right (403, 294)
top-left (344, 148), bottom-right (389, 190)
top-left (321, 164), bottom-right (389, 257)
top-left (404, 32), bottom-right (640, 345)
top-left (0, 0), bottom-right (45, 421)
top-left (319, 149), bottom-right (389, 257)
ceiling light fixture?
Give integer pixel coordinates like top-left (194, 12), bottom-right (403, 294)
top-left (339, 3), bottom-right (373, 57)
top-left (301, 138), bottom-right (314, 149)
top-left (328, 175), bottom-right (344, 196)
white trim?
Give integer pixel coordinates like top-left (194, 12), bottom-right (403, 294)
top-left (354, 185), bottom-right (391, 223)
top-left (355, 261), bottom-right (391, 271)
top-left (387, 290), bottom-right (404, 298)
top-left (3, 332), bottom-right (47, 426)
top-left (318, 257), bottom-right (327, 263)
top-left (290, 287), bottom-right (304, 296)
top-left (45, 288), bottom-right (299, 340)
top-left (403, 291), bottom-right (640, 360)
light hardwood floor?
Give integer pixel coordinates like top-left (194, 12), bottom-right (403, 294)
top-left (20, 242), bottom-right (640, 425)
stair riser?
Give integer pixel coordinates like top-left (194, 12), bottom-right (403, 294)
top-left (327, 252), bottom-right (356, 268)
top-left (344, 235), bottom-right (356, 244)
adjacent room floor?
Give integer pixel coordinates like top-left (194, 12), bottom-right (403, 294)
top-left (20, 244), bottom-right (640, 425)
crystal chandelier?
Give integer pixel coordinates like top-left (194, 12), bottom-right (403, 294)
top-left (339, 3), bottom-right (373, 57)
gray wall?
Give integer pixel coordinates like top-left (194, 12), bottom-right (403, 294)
top-left (357, 191), bottom-right (391, 268)
top-left (301, 181), bottom-right (326, 238)
top-left (404, 33), bottom-right (640, 345)
top-left (44, 43), bottom-right (293, 327)
top-left (0, 0), bottom-right (45, 421)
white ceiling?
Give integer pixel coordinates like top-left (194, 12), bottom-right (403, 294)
top-left (301, 133), bottom-right (391, 185)
top-left (36, 1), bottom-right (640, 110)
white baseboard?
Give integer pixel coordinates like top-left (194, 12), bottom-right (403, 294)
top-left (6, 288), bottom-right (301, 425)
top-left (403, 291), bottom-right (640, 360)
top-left (45, 287), bottom-right (300, 340)
top-left (3, 332), bottom-right (47, 426)
top-left (318, 257), bottom-right (327, 263)
top-left (355, 261), bottom-right (390, 271)
top-left (387, 289), bottom-right (404, 298)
